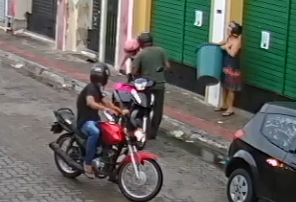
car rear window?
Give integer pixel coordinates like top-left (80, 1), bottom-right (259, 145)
top-left (262, 113), bottom-right (296, 151)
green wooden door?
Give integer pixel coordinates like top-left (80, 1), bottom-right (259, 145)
top-left (150, 0), bottom-right (186, 63)
top-left (150, 0), bottom-right (210, 66)
top-left (242, 0), bottom-right (289, 94)
top-left (284, 1), bottom-right (296, 98)
top-left (182, 0), bottom-right (210, 67)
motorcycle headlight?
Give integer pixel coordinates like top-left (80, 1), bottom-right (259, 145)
top-left (134, 79), bottom-right (147, 91)
top-left (134, 129), bottom-right (146, 143)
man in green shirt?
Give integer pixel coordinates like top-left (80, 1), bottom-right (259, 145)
top-left (131, 32), bottom-right (170, 139)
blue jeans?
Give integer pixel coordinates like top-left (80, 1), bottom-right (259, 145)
top-left (81, 121), bottom-right (101, 165)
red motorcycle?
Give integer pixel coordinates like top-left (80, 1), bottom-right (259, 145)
top-left (49, 108), bottom-right (163, 202)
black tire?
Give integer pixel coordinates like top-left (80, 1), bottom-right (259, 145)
top-left (227, 169), bottom-right (258, 202)
top-left (136, 141), bottom-right (146, 151)
top-left (118, 159), bottom-right (163, 202)
top-left (54, 133), bottom-right (83, 179)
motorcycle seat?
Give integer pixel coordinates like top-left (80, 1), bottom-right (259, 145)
top-left (75, 129), bottom-right (88, 139)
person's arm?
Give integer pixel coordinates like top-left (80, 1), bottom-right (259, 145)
top-left (131, 53), bottom-right (141, 76)
top-left (85, 85), bottom-right (117, 114)
top-left (120, 54), bottom-right (130, 68)
top-left (102, 98), bottom-right (122, 113)
top-left (216, 41), bottom-right (227, 46)
top-left (225, 38), bottom-right (241, 57)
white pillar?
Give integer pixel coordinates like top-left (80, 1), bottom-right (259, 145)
top-left (205, 0), bottom-right (228, 107)
top-left (99, 0), bottom-right (108, 62)
top-left (114, 0), bottom-right (123, 70)
top-left (125, 0), bottom-right (134, 74)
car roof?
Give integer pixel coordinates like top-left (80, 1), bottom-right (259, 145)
top-left (260, 101), bottom-right (296, 117)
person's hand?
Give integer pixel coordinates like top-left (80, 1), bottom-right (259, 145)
top-left (220, 45), bottom-right (226, 50)
top-left (121, 109), bottom-right (130, 115)
top-left (107, 108), bottom-right (119, 116)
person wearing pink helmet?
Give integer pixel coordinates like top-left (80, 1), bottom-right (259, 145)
top-left (120, 39), bottom-right (140, 74)
top-left (119, 39), bottom-right (140, 81)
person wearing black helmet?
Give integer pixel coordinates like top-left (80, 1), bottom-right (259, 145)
top-left (131, 31), bottom-right (170, 139)
top-left (76, 62), bottom-right (127, 178)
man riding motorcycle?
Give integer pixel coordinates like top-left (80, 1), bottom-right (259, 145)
top-left (76, 63), bottom-right (128, 178)
top-left (131, 32), bottom-right (170, 139)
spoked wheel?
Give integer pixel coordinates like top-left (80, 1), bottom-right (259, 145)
top-left (54, 133), bottom-right (83, 178)
top-left (118, 159), bottom-right (163, 202)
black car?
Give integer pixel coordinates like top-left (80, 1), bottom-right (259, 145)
top-left (225, 102), bottom-right (296, 202)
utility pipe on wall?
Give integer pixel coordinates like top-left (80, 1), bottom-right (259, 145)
top-left (99, 0), bottom-right (108, 62)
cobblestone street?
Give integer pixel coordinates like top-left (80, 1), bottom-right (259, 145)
top-left (0, 63), bottom-right (227, 202)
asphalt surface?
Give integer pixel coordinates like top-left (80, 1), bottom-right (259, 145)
top-left (0, 63), bottom-right (228, 202)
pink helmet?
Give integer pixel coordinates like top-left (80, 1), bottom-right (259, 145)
top-left (124, 39), bottom-right (140, 52)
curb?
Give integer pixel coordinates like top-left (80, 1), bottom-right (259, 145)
top-left (0, 48), bottom-right (229, 167)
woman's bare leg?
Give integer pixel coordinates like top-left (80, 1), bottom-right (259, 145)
top-left (223, 90), bottom-right (235, 115)
top-left (215, 88), bottom-right (228, 110)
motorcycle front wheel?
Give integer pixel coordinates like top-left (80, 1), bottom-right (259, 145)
top-left (118, 159), bottom-right (163, 202)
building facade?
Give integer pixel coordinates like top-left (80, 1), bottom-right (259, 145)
top-left (9, 0), bottom-right (132, 67)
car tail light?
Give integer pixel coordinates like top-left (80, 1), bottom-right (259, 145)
top-left (266, 158), bottom-right (284, 167)
top-left (234, 129), bottom-right (245, 139)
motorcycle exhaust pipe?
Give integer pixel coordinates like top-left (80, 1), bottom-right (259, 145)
top-left (49, 142), bottom-right (84, 172)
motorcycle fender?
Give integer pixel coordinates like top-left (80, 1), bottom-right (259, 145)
top-left (120, 151), bottom-right (158, 164)
top-left (50, 122), bottom-right (64, 134)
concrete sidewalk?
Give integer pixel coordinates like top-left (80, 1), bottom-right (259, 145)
top-left (0, 31), bottom-right (253, 164)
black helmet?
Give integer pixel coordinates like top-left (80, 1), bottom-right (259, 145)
top-left (137, 31), bottom-right (153, 47)
top-left (90, 62), bottom-right (110, 86)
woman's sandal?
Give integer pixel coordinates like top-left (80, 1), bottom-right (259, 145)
top-left (222, 111), bottom-right (234, 117)
top-left (215, 107), bottom-right (227, 112)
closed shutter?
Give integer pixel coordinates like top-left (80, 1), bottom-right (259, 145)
top-left (0, 0), bottom-right (6, 26)
top-left (87, 0), bottom-right (101, 52)
top-left (242, 0), bottom-right (289, 94)
top-left (284, 1), bottom-right (296, 98)
top-left (151, 0), bottom-right (186, 63)
top-left (92, 0), bottom-right (101, 29)
top-left (28, 0), bottom-right (57, 38)
top-left (182, 0), bottom-right (210, 67)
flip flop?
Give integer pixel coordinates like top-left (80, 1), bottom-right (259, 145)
top-left (215, 108), bottom-right (227, 112)
top-left (84, 171), bottom-right (95, 179)
top-left (222, 111), bottom-right (234, 117)
top-left (84, 164), bottom-right (95, 179)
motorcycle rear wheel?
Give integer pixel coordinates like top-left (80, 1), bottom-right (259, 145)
top-left (118, 159), bottom-right (163, 202)
top-left (54, 133), bottom-right (83, 178)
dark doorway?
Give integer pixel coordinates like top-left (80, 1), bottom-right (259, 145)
top-left (87, 0), bottom-right (101, 52)
top-left (104, 0), bottom-right (118, 64)
top-left (27, 0), bottom-right (57, 39)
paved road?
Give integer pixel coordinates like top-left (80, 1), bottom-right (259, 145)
top-left (0, 63), bottom-right (227, 202)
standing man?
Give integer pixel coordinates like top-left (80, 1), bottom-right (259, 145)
top-left (131, 31), bottom-right (170, 139)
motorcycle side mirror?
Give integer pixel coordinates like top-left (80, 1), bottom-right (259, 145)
top-left (156, 66), bottom-right (164, 72)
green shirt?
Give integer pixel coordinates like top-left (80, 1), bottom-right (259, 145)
top-left (131, 46), bottom-right (168, 86)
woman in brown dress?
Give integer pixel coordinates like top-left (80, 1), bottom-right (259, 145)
top-left (215, 21), bottom-right (242, 116)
